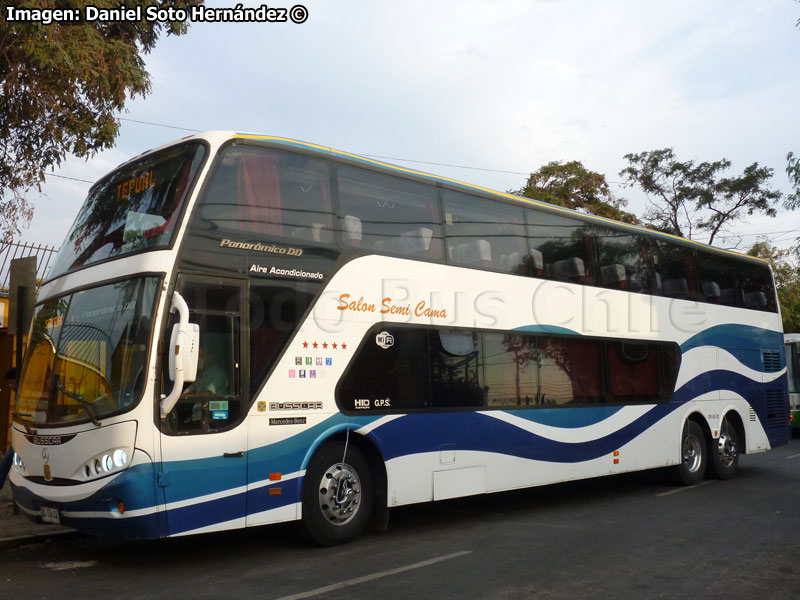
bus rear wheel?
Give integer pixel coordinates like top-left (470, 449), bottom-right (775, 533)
top-left (675, 420), bottom-right (706, 485)
top-left (708, 418), bottom-right (740, 480)
top-left (301, 440), bottom-right (373, 546)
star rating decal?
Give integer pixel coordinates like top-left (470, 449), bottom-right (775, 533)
top-left (301, 340), bottom-right (349, 350)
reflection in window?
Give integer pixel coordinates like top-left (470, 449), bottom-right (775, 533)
top-left (538, 337), bottom-right (605, 405)
top-left (697, 251), bottom-right (739, 306)
top-left (527, 210), bottom-right (594, 284)
top-left (430, 330), bottom-right (482, 407)
top-left (337, 166), bottom-right (442, 258)
top-left (17, 278), bottom-right (158, 426)
top-left (652, 241), bottom-right (698, 300)
top-left (443, 191), bottom-right (527, 274)
top-left (51, 143), bottom-right (206, 277)
top-left (337, 325), bottom-right (681, 414)
top-left (739, 261), bottom-right (776, 312)
top-left (594, 228), bottom-right (653, 292)
top-left (16, 300), bottom-right (67, 423)
top-left (483, 334), bottom-right (539, 407)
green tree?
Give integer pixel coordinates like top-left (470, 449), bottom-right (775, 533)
top-left (514, 160), bottom-right (639, 224)
top-left (785, 151), bottom-right (800, 210)
top-left (0, 0), bottom-right (204, 243)
top-left (619, 148), bottom-right (782, 246)
top-left (748, 238), bottom-right (800, 332)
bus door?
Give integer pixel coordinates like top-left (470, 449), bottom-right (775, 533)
top-left (159, 275), bottom-right (249, 535)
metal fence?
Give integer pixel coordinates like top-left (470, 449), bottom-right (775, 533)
top-left (0, 241), bottom-right (60, 292)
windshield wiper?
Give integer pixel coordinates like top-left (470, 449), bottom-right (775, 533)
top-left (56, 379), bottom-right (101, 427)
top-left (12, 412), bottom-right (35, 435)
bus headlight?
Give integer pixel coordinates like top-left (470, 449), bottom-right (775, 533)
top-left (112, 449), bottom-right (128, 468)
top-left (83, 448), bottom-right (131, 479)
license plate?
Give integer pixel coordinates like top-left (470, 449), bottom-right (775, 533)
top-left (40, 506), bottom-right (60, 524)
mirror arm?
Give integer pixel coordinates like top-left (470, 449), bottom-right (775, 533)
top-left (159, 291), bottom-right (189, 418)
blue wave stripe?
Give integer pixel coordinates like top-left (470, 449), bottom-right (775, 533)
top-left (680, 324), bottom-right (783, 372)
top-left (514, 325), bottom-right (581, 336)
top-left (502, 406), bottom-right (625, 428)
top-left (370, 370), bottom-right (784, 464)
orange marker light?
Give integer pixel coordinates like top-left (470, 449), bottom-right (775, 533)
top-left (613, 451), bottom-right (620, 457)
top-left (118, 501), bottom-right (126, 514)
top-left (269, 473), bottom-right (282, 481)
top-left (613, 459), bottom-right (620, 464)
top-left (269, 488), bottom-right (282, 496)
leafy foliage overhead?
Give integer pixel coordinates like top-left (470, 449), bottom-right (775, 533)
top-left (0, 0), bottom-right (204, 243)
top-left (785, 152), bottom-right (800, 211)
top-left (514, 160), bottom-right (639, 224)
top-left (619, 148), bottom-right (782, 247)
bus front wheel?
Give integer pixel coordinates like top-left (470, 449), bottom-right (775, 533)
top-left (675, 420), bottom-right (706, 485)
top-left (301, 440), bottom-right (373, 545)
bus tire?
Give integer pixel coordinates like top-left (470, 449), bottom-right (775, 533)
top-left (675, 420), bottom-right (706, 485)
top-left (301, 440), bottom-right (373, 546)
top-left (707, 418), bottom-right (740, 480)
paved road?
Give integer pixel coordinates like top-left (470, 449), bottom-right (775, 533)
top-left (2, 441), bottom-right (799, 600)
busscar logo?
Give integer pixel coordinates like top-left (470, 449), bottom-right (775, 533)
top-left (375, 331), bottom-right (395, 349)
top-left (269, 401), bottom-right (323, 411)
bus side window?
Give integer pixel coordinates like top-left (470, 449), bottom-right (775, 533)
top-left (527, 210), bottom-right (595, 285)
top-left (166, 281), bottom-right (243, 434)
top-left (739, 262), bottom-right (777, 312)
top-left (337, 166), bottom-right (443, 259)
top-left (594, 227), bottom-right (653, 293)
top-left (652, 241), bottom-right (699, 301)
top-left (430, 330), bottom-right (483, 407)
top-left (537, 337), bottom-right (605, 405)
top-left (443, 191), bottom-right (528, 275)
top-left (195, 146), bottom-right (334, 243)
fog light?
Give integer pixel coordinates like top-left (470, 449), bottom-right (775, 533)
top-left (13, 453), bottom-right (25, 473)
top-left (94, 458), bottom-right (102, 474)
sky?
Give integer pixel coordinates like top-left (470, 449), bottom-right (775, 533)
top-left (20, 0), bottom-right (800, 254)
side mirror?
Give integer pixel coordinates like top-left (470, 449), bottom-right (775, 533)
top-left (160, 291), bottom-right (198, 418)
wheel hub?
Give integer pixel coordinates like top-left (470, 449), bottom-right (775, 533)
top-left (318, 463), bottom-right (361, 526)
top-left (683, 433), bottom-right (702, 473)
top-left (717, 432), bottom-right (737, 468)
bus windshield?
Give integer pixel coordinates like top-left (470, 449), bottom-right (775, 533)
top-left (49, 142), bottom-right (206, 278)
top-left (15, 277), bottom-right (159, 426)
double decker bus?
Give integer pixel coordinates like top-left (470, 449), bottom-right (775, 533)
top-left (9, 132), bottom-right (792, 544)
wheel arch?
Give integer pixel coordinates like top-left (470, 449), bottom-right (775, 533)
top-left (679, 410), bottom-right (713, 463)
top-left (721, 408), bottom-right (746, 453)
top-left (298, 425), bottom-right (389, 530)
